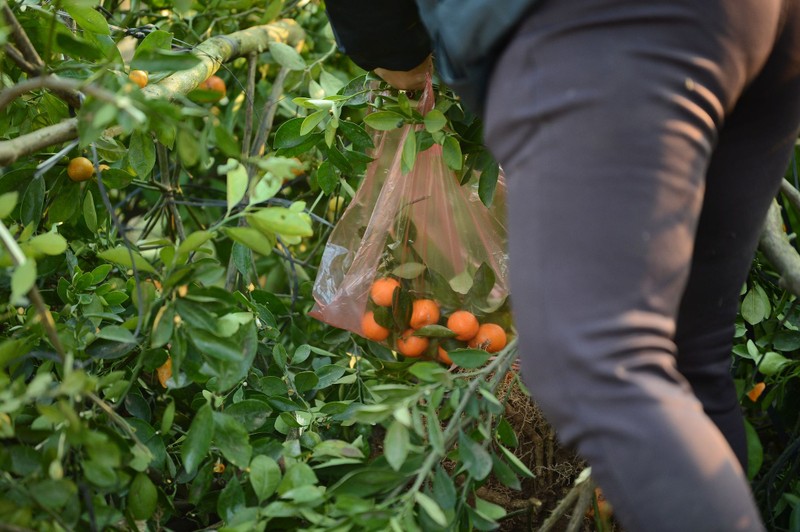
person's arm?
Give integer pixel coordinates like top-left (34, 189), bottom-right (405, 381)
top-left (325, 0), bottom-right (432, 89)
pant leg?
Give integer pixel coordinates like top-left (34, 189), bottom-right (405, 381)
top-left (674, 3), bottom-right (800, 468)
top-left (482, 0), bottom-right (800, 529)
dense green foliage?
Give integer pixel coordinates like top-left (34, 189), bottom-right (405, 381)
top-left (0, 0), bottom-right (799, 530)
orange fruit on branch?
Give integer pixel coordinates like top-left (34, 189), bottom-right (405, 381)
top-left (468, 323), bottom-right (507, 353)
top-left (447, 310), bottom-right (480, 341)
top-left (128, 70), bottom-right (149, 89)
top-left (199, 75), bottom-right (226, 102)
top-left (747, 382), bottom-right (766, 402)
top-left (370, 277), bottom-right (400, 307)
top-left (362, 311), bottom-right (390, 341)
top-left (397, 329), bottom-right (429, 357)
top-left (156, 356), bottom-right (172, 388)
top-left (67, 156), bottom-right (94, 182)
top-left (409, 299), bottom-right (440, 329)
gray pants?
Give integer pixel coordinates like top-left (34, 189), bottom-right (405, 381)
top-left (484, 0), bottom-right (800, 529)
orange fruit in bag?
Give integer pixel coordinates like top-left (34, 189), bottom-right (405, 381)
top-left (469, 323), bottom-right (507, 353)
top-left (156, 357), bottom-right (172, 388)
top-left (362, 311), bottom-right (390, 341)
top-left (410, 299), bottom-right (440, 329)
top-left (438, 346), bottom-right (453, 365)
top-left (397, 329), bottom-right (429, 357)
top-left (370, 277), bottom-right (400, 307)
top-left (447, 310), bottom-right (480, 341)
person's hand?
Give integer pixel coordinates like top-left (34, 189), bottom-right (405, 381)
top-left (374, 55), bottom-right (432, 91)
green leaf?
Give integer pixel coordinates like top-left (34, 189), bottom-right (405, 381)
top-left (129, 131), bottom-right (156, 179)
top-left (415, 492), bottom-right (448, 528)
top-left (222, 159), bottom-right (248, 215)
top-left (758, 351), bottom-right (792, 376)
top-left (301, 110), bottom-right (327, 135)
top-left (458, 432), bottom-right (492, 481)
top-left (277, 462), bottom-right (318, 495)
top-left (741, 284), bottom-right (770, 325)
top-left (433, 466), bottom-right (456, 510)
top-left (363, 111), bottom-right (405, 131)
top-left (128, 472), bottom-right (158, 520)
top-left (413, 325), bottom-right (456, 338)
top-left (744, 419), bottom-right (763, 480)
top-left (176, 127), bottom-right (200, 167)
top-left (247, 207), bottom-right (313, 237)
top-left (338, 121), bottom-right (374, 151)
top-left (55, 32), bottom-right (104, 61)
top-left (224, 226), bottom-right (274, 256)
top-left (475, 496), bottom-right (507, 522)
top-left (98, 246), bottom-right (157, 274)
top-left (97, 325), bottom-right (135, 343)
top-left (83, 190), bottom-right (98, 232)
top-left (424, 109), bottom-right (447, 133)
top-left (132, 30), bottom-right (172, 61)
top-left (131, 49), bottom-right (201, 72)
top-left (315, 160), bottom-right (338, 195)
top-left (442, 136), bottom-right (463, 171)
top-left (294, 371), bottom-right (319, 392)
top-left (384, 420), bottom-right (409, 472)
top-left (0, 191), bottom-right (18, 219)
top-left (64, 5), bottom-right (110, 35)
top-left (21, 175), bottom-right (45, 227)
top-left (27, 232), bottom-right (68, 256)
top-left (478, 162), bottom-right (500, 207)
top-left (190, 329), bottom-right (242, 361)
top-left (11, 260), bottom-right (36, 305)
top-left (177, 230), bottom-right (213, 260)
top-left (447, 349), bottom-right (491, 369)
top-left (226, 399), bottom-right (271, 432)
top-left (182, 403), bottom-right (213, 475)
top-left (392, 262), bottom-right (426, 279)
top-left (213, 412), bottom-right (252, 468)
top-left (269, 41), bottom-right (306, 70)
top-left (217, 477), bottom-right (246, 522)
top-left (498, 444), bottom-right (534, 478)
top-left (250, 455), bottom-right (282, 502)
top-left (491, 453), bottom-right (521, 490)
top-left (401, 129), bottom-right (417, 174)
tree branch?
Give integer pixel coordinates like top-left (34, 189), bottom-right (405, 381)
top-left (2, 3), bottom-right (44, 70)
top-left (759, 198), bottom-right (800, 297)
top-left (0, 19), bottom-right (305, 166)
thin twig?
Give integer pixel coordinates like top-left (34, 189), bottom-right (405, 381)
top-left (242, 52), bottom-right (258, 158)
top-left (250, 66), bottom-right (289, 157)
top-left (2, 3), bottom-right (44, 69)
top-left (4, 43), bottom-right (39, 74)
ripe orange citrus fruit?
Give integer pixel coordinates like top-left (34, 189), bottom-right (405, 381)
top-left (397, 329), bottom-right (429, 357)
top-left (747, 382), bottom-right (766, 402)
top-left (468, 323), bottom-right (507, 353)
top-left (437, 346), bottom-right (453, 365)
top-left (409, 299), bottom-right (440, 329)
top-left (362, 311), bottom-right (390, 341)
top-left (128, 70), bottom-right (149, 89)
top-left (67, 156), bottom-right (94, 182)
top-left (447, 310), bottom-right (480, 341)
top-left (370, 277), bottom-right (400, 307)
top-left (156, 356), bottom-right (172, 388)
top-left (200, 75), bottom-right (226, 101)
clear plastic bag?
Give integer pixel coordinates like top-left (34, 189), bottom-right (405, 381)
top-left (310, 84), bottom-right (510, 363)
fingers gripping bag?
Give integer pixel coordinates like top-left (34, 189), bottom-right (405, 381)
top-left (310, 80), bottom-right (511, 364)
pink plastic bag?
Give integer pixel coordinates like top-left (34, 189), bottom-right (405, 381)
top-left (310, 83), bottom-right (510, 361)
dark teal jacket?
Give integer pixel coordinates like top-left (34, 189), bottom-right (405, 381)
top-left (325, 0), bottom-right (538, 115)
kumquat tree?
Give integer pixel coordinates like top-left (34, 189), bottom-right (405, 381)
top-left (1, 0), bottom-right (799, 530)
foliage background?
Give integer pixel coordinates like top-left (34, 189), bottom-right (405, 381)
top-left (0, 0), bottom-right (798, 530)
